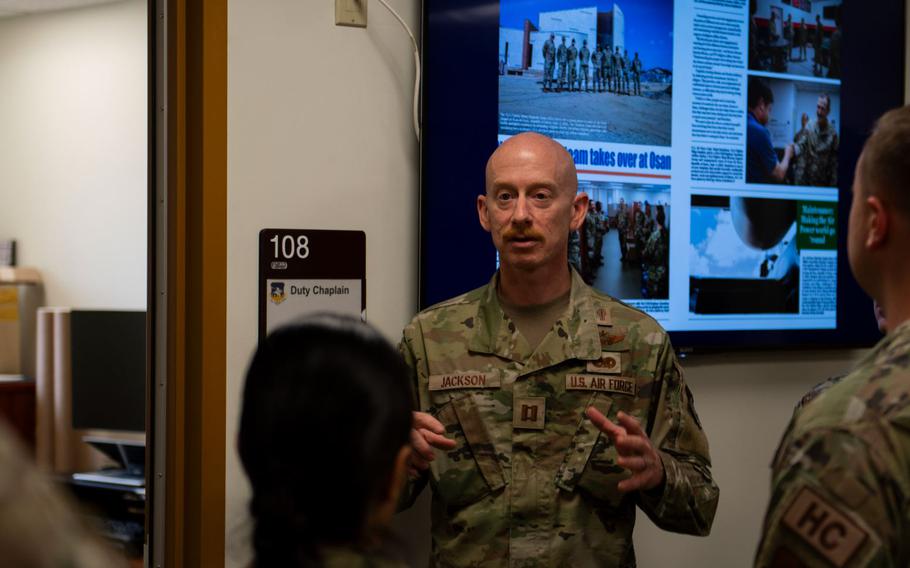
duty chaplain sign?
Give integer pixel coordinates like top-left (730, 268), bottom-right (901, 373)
top-left (259, 229), bottom-right (366, 341)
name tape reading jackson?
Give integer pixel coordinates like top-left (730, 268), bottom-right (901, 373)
top-left (429, 373), bottom-right (501, 391)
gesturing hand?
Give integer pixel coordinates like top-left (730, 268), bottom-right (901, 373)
top-left (407, 411), bottom-right (457, 478)
top-left (585, 407), bottom-right (664, 492)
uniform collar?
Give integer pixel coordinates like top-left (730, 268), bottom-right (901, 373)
top-left (468, 268), bottom-right (603, 367)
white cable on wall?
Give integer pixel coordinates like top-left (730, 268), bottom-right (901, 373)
top-left (375, 0), bottom-right (421, 142)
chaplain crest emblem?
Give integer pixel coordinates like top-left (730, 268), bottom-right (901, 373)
top-left (270, 282), bottom-right (287, 305)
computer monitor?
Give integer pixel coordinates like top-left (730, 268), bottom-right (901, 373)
top-left (70, 310), bottom-right (146, 432)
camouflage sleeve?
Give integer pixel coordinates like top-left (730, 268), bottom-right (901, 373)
top-left (637, 338), bottom-right (719, 535)
top-left (754, 422), bottom-right (910, 568)
top-left (395, 321), bottom-right (430, 511)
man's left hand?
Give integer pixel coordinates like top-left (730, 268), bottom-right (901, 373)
top-left (585, 407), bottom-right (665, 492)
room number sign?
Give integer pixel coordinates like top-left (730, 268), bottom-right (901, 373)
top-left (258, 229), bottom-right (366, 341)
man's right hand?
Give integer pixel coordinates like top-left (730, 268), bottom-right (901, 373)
top-left (408, 411), bottom-right (457, 478)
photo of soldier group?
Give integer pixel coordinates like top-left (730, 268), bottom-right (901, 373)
top-left (689, 194), bottom-right (799, 314)
top-left (499, 0), bottom-right (673, 146)
top-left (569, 181), bottom-right (670, 300)
top-left (745, 76), bottom-right (839, 187)
top-left (748, 0), bottom-right (842, 79)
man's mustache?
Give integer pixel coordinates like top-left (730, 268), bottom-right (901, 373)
top-left (503, 227), bottom-right (545, 241)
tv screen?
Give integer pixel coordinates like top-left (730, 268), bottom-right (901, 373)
top-left (420, 0), bottom-right (905, 351)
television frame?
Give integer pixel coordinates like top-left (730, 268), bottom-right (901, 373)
top-left (419, 0), bottom-right (906, 352)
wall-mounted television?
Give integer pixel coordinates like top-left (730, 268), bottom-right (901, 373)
top-left (420, 0), bottom-right (905, 352)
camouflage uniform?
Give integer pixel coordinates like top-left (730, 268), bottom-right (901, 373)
top-left (605, 50), bottom-right (615, 92)
top-left (593, 209), bottom-right (607, 267)
top-left (579, 44), bottom-right (590, 92)
top-left (590, 49), bottom-right (602, 93)
top-left (322, 547), bottom-right (407, 568)
top-left (568, 230), bottom-right (582, 274)
top-left (557, 41), bottom-right (568, 90)
top-left (633, 220), bottom-right (648, 261)
top-left (755, 321), bottom-right (910, 568)
top-left (567, 43), bottom-right (578, 91)
top-left (542, 37), bottom-right (556, 91)
top-left (620, 53), bottom-right (630, 95)
top-left (585, 209), bottom-right (600, 270)
top-left (400, 270), bottom-right (718, 567)
top-left (642, 226), bottom-right (668, 299)
top-left (631, 56), bottom-right (642, 96)
top-left (793, 121), bottom-right (838, 187)
top-left (617, 209), bottom-right (629, 262)
top-left (794, 374), bottom-right (846, 413)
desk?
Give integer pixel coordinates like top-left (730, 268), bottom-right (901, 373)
top-left (62, 476), bottom-right (145, 561)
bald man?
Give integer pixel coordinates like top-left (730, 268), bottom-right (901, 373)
top-left (755, 105), bottom-right (910, 568)
top-left (398, 132), bottom-right (718, 567)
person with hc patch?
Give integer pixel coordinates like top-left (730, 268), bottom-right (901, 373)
top-left (397, 132), bottom-right (719, 567)
top-left (556, 37), bottom-right (568, 92)
top-left (542, 33), bottom-right (556, 92)
top-left (755, 105), bottom-right (910, 568)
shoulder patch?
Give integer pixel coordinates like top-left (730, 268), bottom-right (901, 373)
top-left (781, 486), bottom-right (868, 567)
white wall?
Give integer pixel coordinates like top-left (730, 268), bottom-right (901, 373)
top-left (225, 2), bottom-right (873, 568)
top-left (225, 0), bottom-right (421, 565)
top-left (0, 0), bottom-right (147, 310)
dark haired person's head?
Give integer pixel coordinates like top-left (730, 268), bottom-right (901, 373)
top-left (238, 314), bottom-right (414, 567)
top-left (656, 205), bottom-right (666, 228)
top-left (748, 78), bottom-right (774, 125)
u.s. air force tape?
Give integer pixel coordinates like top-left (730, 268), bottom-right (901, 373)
top-left (781, 486), bottom-right (868, 567)
top-left (566, 374), bottom-right (636, 396)
top-left (428, 372), bottom-right (500, 391)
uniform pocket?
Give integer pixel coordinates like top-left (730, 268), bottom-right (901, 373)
top-left (576, 443), bottom-right (630, 508)
top-left (555, 393), bottom-right (629, 508)
top-left (431, 394), bottom-right (506, 511)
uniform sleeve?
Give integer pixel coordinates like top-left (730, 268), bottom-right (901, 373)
top-left (754, 423), bottom-right (910, 568)
top-left (637, 339), bottom-right (719, 536)
top-left (396, 321), bottom-right (430, 511)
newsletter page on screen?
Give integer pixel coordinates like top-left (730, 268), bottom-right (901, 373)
top-left (498, 0), bottom-right (840, 332)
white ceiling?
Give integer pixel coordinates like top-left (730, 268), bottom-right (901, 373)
top-left (0, 0), bottom-right (125, 19)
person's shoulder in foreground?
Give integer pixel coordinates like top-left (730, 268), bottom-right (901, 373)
top-left (756, 104), bottom-right (910, 568)
top-left (0, 421), bottom-right (126, 568)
